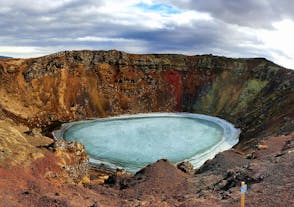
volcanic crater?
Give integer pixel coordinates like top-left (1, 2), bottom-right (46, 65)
top-left (0, 50), bottom-right (293, 207)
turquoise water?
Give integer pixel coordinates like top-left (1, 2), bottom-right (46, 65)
top-left (61, 113), bottom-right (239, 172)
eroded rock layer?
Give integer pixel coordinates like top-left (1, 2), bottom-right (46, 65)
top-left (0, 50), bottom-right (293, 206)
top-left (0, 50), bottom-right (293, 145)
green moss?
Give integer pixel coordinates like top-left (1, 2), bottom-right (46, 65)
top-left (199, 88), bottom-right (216, 113)
top-left (248, 79), bottom-right (268, 90)
top-left (193, 71), bottom-right (235, 114)
top-left (233, 79), bottom-right (268, 113)
top-left (193, 70), bottom-right (270, 118)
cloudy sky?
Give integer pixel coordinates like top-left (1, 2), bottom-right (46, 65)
top-left (0, 0), bottom-right (293, 69)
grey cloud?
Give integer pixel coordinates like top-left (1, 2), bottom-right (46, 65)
top-left (161, 0), bottom-right (294, 28)
top-left (0, 0), bottom-right (291, 68)
top-left (0, 1), bottom-right (125, 46)
top-left (119, 20), bottom-right (269, 59)
top-left (0, 0), bottom-right (272, 58)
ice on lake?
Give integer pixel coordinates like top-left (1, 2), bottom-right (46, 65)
top-left (62, 113), bottom-right (240, 172)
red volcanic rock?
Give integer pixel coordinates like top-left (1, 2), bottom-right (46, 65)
top-left (0, 50), bottom-right (292, 143)
top-left (125, 159), bottom-right (187, 190)
top-left (177, 161), bottom-right (195, 174)
top-left (164, 70), bottom-right (183, 111)
top-left (108, 159), bottom-right (193, 206)
top-left (0, 50), bottom-right (293, 206)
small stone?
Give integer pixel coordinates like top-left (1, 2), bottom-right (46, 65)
top-left (246, 151), bottom-right (256, 159)
top-left (177, 161), bottom-right (195, 174)
top-left (32, 128), bottom-right (42, 136)
top-left (30, 152), bottom-right (44, 160)
top-left (256, 144), bottom-right (269, 150)
top-left (79, 176), bottom-right (91, 185)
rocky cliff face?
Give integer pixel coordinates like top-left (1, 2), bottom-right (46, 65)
top-left (0, 50), bottom-right (293, 147)
top-left (0, 50), bottom-right (293, 207)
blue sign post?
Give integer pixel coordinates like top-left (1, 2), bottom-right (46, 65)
top-left (241, 181), bottom-right (247, 207)
top-left (241, 183), bottom-right (247, 194)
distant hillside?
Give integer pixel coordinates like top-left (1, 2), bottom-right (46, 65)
top-left (0, 55), bottom-right (12, 59)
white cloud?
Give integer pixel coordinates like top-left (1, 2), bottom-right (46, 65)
top-left (0, 46), bottom-right (53, 58)
top-left (255, 19), bottom-right (294, 69)
top-left (76, 36), bottom-right (135, 42)
top-left (0, 0), bottom-right (293, 69)
top-left (0, 0), bottom-right (74, 12)
top-left (93, 0), bottom-right (212, 29)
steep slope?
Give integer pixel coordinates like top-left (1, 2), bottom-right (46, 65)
top-left (0, 50), bottom-right (293, 147)
top-left (0, 50), bottom-right (293, 207)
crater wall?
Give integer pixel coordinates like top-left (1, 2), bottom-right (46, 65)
top-left (0, 50), bottom-right (293, 148)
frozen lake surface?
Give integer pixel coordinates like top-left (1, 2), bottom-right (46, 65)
top-left (59, 113), bottom-right (240, 172)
